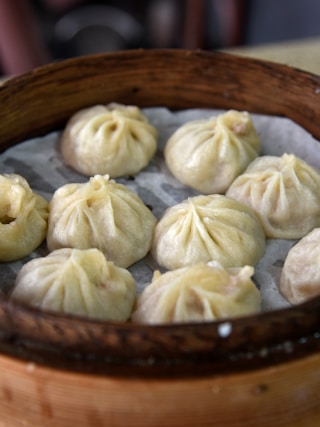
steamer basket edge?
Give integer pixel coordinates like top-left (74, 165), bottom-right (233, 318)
top-left (0, 49), bottom-right (319, 378)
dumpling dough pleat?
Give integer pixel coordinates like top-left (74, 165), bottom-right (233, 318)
top-left (280, 228), bottom-right (320, 304)
top-left (164, 110), bottom-right (260, 194)
top-left (0, 174), bottom-right (48, 261)
top-left (10, 248), bottom-right (136, 321)
top-left (47, 174), bottom-right (157, 268)
top-left (226, 153), bottom-right (320, 239)
top-left (131, 262), bottom-right (261, 324)
top-left (151, 194), bottom-right (265, 270)
top-left (61, 103), bottom-right (158, 177)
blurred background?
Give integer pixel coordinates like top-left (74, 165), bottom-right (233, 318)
top-left (1, 0), bottom-right (320, 76)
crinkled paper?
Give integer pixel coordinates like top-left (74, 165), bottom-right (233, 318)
top-left (1, 108), bottom-right (320, 311)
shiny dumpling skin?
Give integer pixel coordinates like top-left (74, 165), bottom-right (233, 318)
top-left (151, 194), bottom-right (265, 271)
top-left (226, 153), bottom-right (320, 239)
top-left (0, 173), bottom-right (48, 262)
top-left (164, 110), bottom-right (260, 194)
top-left (10, 248), bottom-right (136, 321)
top-left (280, 228), bottom-right (320, 304)
top-left (47, 174), bottom-right (157, 268)
top-left (131, 262), bottom-right (261, 324)
top-left (61, 103), bottom-right (158, 177)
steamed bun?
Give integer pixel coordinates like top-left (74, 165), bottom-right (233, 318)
top-left (10, 248), bottom-right (136, 321)
top-left (151, 194), bottom-right (265, 270)
top-left (61, 103), bottom-right (158, 177)
top-left (164, 110), bottom-right (260, 194)
top-left (226, 153), bottom-right (320, 239)
top-left (0, 173), bottom-right (48, 262)
top-left (280, 228), bottom-right (320, 304)
top-left (47, 174), bottom-right (157, 268)
top-left (131, 262), bottom-right (261, 324)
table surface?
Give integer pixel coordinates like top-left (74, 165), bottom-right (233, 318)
top-left (224, 36), bottom-right (320, 76)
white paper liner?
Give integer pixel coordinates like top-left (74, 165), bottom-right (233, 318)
top-left (1, 107), bottom-right (320, 311)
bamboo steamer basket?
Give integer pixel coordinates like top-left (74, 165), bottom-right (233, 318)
top-left (0, 49), bottom-right (320, 427)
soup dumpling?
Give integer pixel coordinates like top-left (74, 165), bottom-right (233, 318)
top-left (226, 153), bottom-right (320, 239)
top-left (61, 103), bottom-right (158, 177)
top-left (10, 248), bottom-right (136, 321)
top-left (131, 262), bottom-right (261, 324)
top-left (164, 110), bottom-right (260, 194)
top-left (0, 173), bottom-right (48, 262)
top-left (47, 174), bottom-right (157, 268)
top-left (151, 194), bottom-right (265, 270)
top-left (280, 228), bottom-right (320, 304)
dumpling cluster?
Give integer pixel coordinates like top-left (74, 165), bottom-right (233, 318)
top-left (164, 110), bottom-right (260, 194)
top-left (131, 262), bottom-right (261, 324)
top-left (0, 173), bottom-right (48, 262)
top-left (10, 248), bottom-right (136, 321)
top-left (47, 174), bottom-right (157, 268)
top-left (6, 106), bottom-right (320, 322)
top-left (151, 194), bottom-right (266, 270)
top-left (226, 153), bottom-right (320, 239)
top-left (61, 103), bottom-right (158, 177)
top-left (280, 228), bottom-right (320, 304)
